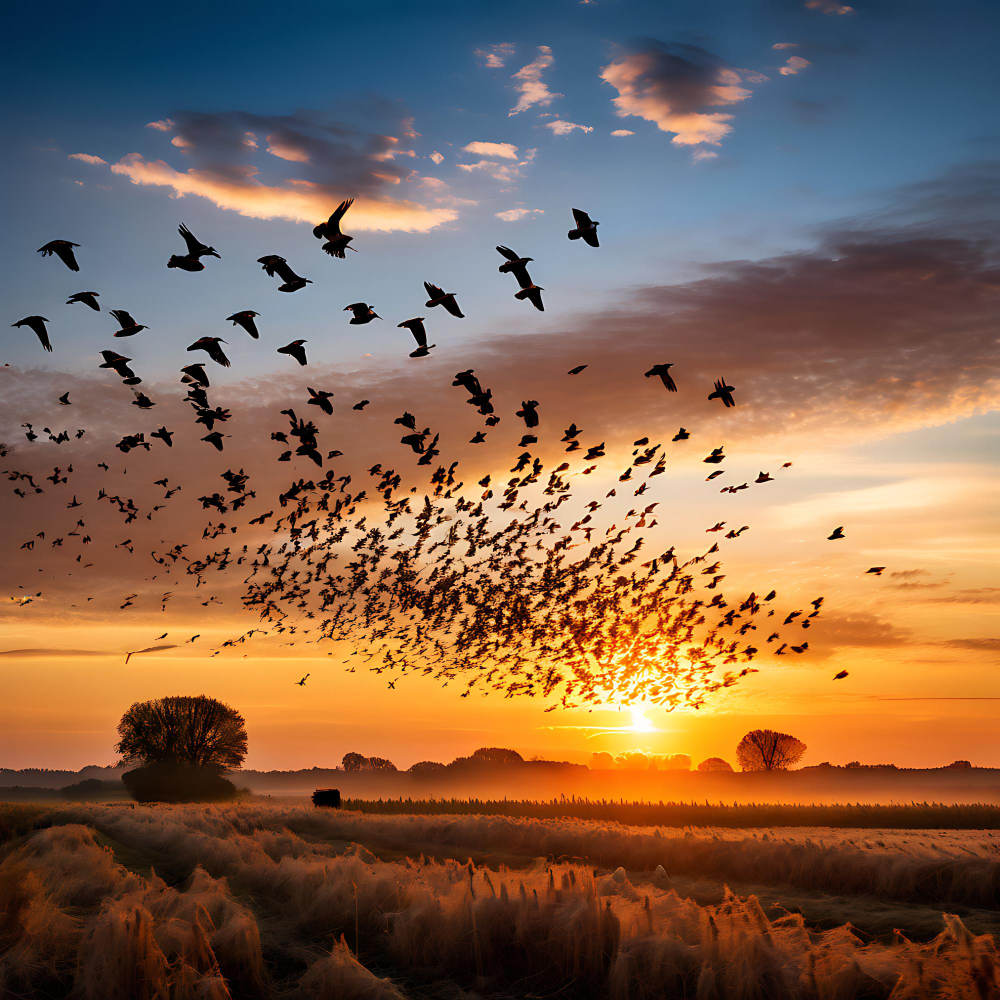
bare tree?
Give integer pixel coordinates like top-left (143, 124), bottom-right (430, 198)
top-left (116, 695), bottom-right (247, 773)
top-left (736, 729), bottom-right (806, 771)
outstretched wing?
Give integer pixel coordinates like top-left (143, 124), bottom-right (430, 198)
top-left (512, 265), bottom-right (533, 289)
top-left (31, 319), bottom-right (53, 352)
top-left (113, 310), bottom-right (137, 328)
top-left (582, 229), bottom-right (600, 248)
top-left (496, 245), bottom-right (519, 261)
top-left (178, 224), bottom-right (202, 255)
top-left (424, 281), bottom-right (444, 299)
top-left (409, 322), bottom-right (427, 349)
top-left (326, 198), bottom-right (354, 236)
top-left (273, 259), bottom-right (300, 284)
top-left (572, 208), bottom-right (592, 227)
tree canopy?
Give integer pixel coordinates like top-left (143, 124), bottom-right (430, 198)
top-left (342, 752), bottom-right (398, 771)
top-left (736, 729), bottom-right (806, 771)
top-left (116, 695), bottom-right (247, 773)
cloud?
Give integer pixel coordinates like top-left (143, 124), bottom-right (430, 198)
top-left (610, 129), bottom-right (635, 137)
top-left (939, 638), bottom-right (1000, 651)
top-left (545, 120), bottom-right (594, 136)
top-left (780, 56), bottom-right (812, 76)
top-left (805, 0), bottom-right (853, 13)
top-left (463, 141), bottom-right (519, 159)
top-left (0, 648), bottom-right (112, 658)
top-left (929, 588), bottom-right (1000, 606)
top-left (145, 119), bottom-right (175, 131)
top-left (475, 43), bottom-right (516, 68)
top-left (600, 40), bottom-right (754, 146)
top-left (105, 111), bottom-right (459, 232)
top-left (773, 43), bottom-right (799, 50)
top-left (495, 208), bottom-right (544, 221)
top-left (509, 46), bottom-right (561, 116)
top-left (692, 149), bottom-right (718, 162)
top-left (68, 153), bottom-right (107, 165)
top-left (429, 151), bottom-right (444, 165)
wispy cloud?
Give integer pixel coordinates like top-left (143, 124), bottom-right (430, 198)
top-left (805, 0), bottom-right (854, 14)
top-left (545, 120), bottom-right (593, 136)
top-left (68, 153), bottom-right (107, 165)
top-left (495, 208), bottom-right (544, 221)
top-left (463, 141), bottom-right (519, 159)
top-left (475, 42), bottom-right (516, 68)
top-left (779, 56), bottom-right (811, 76)
top-left (509, 46), bottom-right (561, 116)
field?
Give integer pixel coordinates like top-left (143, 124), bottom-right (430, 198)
top-left (1, 800), bottom-right (998, 998)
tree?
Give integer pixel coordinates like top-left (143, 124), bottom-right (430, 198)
top-left (342, 752), bottom-right (397, 771)
top-left (736, 730), bottom-right (806, 771)
top-left (470, 747), bottom-right (524, 765)
top-left (116, 695), bottom-right (247, 773)
top-left (697, 757), bottom-right (734, 772)
top-left (407, 760), bottom-right (445, 773)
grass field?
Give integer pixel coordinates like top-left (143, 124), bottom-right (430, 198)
top-left (1, 799), bottom-right (997, 998)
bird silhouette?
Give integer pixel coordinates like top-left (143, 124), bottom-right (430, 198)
top-left (645, 364), bottom-right (677, 391)
top-left (295, 673), bottom-right (311, 686)
top-left (833, 669), bottom-right (849, 680)
top-left (345, 302), bottom-right (380, 324)
top-left (313, 199), bottom-right (356, 257)
top-left (708, 378), bottom-right (736, 408)
top-left (828, 527), bottom-right (846, 540)
top-left (866, 566), bottom-right (886, 575)
top-left (568, 208), bottom-right (600, 247)
top-left (227, 311), bottom-right (260, 339)
top-left (398, 318), bottom-right (436, 357)
top-left (66, 291), bottom-right (99, 311)
top-left (180, 363), bottom-right (210, 386)
top-left (258, 255), bottom-right (311, 292)
top-left (12, 316), bottom-right (52, 352)
top-left (278, 340), bottom-right (308, 366)
top-left (178, 223), bottom-right (220, 259)
top-left (38, 240), bottom-right (80, 271)
top-left (423, 281), bottom-right (465, 318)
top-left (58, 392), bottom-right (71, 405)
top-left (568, 365), bottom-right (588, 375)
top-left (187, 337), bottom-right (231, 367)
top-left (110, 310), bottom-right (148, 337)
top-left (98, 350), bottom-right (140, 383)
top-left (308, 387), bottom-right (334, 415)
top-left (167, 254), bottom-right (205, 272)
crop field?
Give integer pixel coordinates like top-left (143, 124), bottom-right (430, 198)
top-left (1, 800), bottom-right (998, 998)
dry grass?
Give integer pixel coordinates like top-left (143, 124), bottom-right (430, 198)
top-left (0, 801), bottom-right (997, 998)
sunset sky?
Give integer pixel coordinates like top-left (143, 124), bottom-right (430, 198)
top-left (2, 0), bottom-right (998, 772)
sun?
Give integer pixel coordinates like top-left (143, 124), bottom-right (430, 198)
top-left (629, 706), bottom-right (656, 733)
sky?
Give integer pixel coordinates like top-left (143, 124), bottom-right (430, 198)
top-left (1, 0), bottom-right (998, 772)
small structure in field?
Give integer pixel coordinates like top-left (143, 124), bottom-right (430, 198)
top-left (312, 788), bottom-right (341, 808)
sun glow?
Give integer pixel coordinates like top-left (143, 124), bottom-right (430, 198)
top-left (630, 707), bottom-right (657, 733)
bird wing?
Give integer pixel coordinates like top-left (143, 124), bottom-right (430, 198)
top-left (512, 264), bottom-right (533, 289)
top-left (32, 319), bottom-right (53, 352)
top-left (582, 229), bottom-right (600, 248)
top-left (273, 259), bottom-right (299, 283)
top-left (572, 208), bottom-right (592, 227)
top-left (115, 310), bottom-right (137, 328)
top-left (327, 198), bottom-right (354, 235)
top-left (662, 372), bottom-right (677, 392)
top-left (526, 286), bottom-right (544, 311)
top-left (55, 243), bottom-right (80, 271)
top-left (179, 224), bottom-right (201, 254)
top-left (410, 323), bottom-right (427, 349)
top-left (496, 245), bottom-right (519, 262)
top-left (424, 281), bottom-right (444, 299)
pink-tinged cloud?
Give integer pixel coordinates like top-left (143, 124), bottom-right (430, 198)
top-left (265, 135), bottom-right (310, 162)
top-left (495, 208), bottom-right (544, 221)
top-left (610, 129), bottom-right (635, 137)
top-left (545, 120), bottom-right (594, 136)
top-left (692, 149), bottom-right (718, 162)
top-left (773, 43), bottom-right (800, 50)
top-left (805, 0), bottom-right (853, 13)
top-left (509, 46), bottom-right (561, 116)
top-left (145, 119), bottom-right (175, 131)
top-left (779, 56), bottom-right (812, 76)
top-left (429, 151), bottom-right (444, 165)
top-left (68, 153), bottom-right (107, 165)
top-left (600, 42), bottom-right (753, 146)
top-left (109, 154), bottom-right (457, 232)
top-left (463, 141), bottom-right (519, 159)
top-left (475, 42), bottom-right (516, 68)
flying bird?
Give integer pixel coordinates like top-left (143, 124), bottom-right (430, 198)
top-left (828, 526), bottom-right (846, 540)
top-left (313, 199), bottom-right (356, 258)
top-left (38, 240), bottom-right (80, 271)
top-left (66, 291), bottom-right (99, 311)
top-left (398, 318), bottom-right (436, 357)
top-left (258, 255), bottom-right (312, 292)
top-left (202, 432), bottom-right (225, 451)
top-left (110, 310), bottom-right (148, 337)
top-left (167, 254), bottom-right (205, 272)
top-left (423, 282), bottom-right (464, 318)
top-left (180, 363), bottom-right (210, 386)
top-left (278, 340), bottom-right (308, 366)
top-left (708, 378), bottom-right (736, 408)
top-left (308, 387), bottom-right (334, 415)
top-left (99, 350), bottom-right (139, 383)
top-left (295, 673), bottom-right (311, 686)
top-left (187, 337), bottom-right (231, 367)
top-left (866, 566), bottom-right (886, 575)
top-left (568, 365), bottom-right (588, 375)
top-left (178, 223), bottom-right (220, 259)
top-left (12, 316), bottom-right (52, 352)
top-left (151, 427), bottom-right (174, 447)
top-left (833, 669), bottom-right (849, 680)
top-left (227, 311), bottom-right (260, 339)
top-left (567, 208), bottom-right (599, 247)
top-left (58, 392), bottom-right (71, 405)
top-left (125, 644), bottom-right (177, 665)
top-left (645, 364), bottom-right (677, 391)
top-left (345, 302), bottom-right (380, 324)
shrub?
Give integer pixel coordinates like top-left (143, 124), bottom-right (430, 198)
top-left (698, 757), bottom-right (734, 772)
top-left (121, 763), bottom-right (240, 803)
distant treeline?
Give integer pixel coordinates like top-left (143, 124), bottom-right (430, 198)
top-left (341, 797), bottom-right (1000, 829)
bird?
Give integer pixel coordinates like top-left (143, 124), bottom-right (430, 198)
top-left (672, 428), bottom-right (690, 441)
top-left (828, 526), bottom-right (846, 540)
top-left (755, 472), bottom-right (773, 483)
top-left (353, 400), bottom-right (370, 410)
top-left (110, 310), bottom-right (148, 337)
top-left (278, 340), bottom-right (308, 366)
top-left (131, 390), bottom-right (155, 408)
top-left (258, 255), bottom-right (311, 292)
top-left (645, 364), bottom-right (677, 391)
top-left (202, 432), bottom-right (225, 451)
top-left (708, 378), bottom-right (736, 408)
top-left (295, 673), bottom-right (310, 686)
top-left (178, 224), bottom-right (220, 259)
top-left (58, 392), bottom-right (71, 405)
top-left (568, 365), bottom-right (588, 375)
top-left (313, 199), bottom-right (356, 257)
top-left (187, 337), bottom-right (231, 367)
top-left (833, 669), bottom-right (849, 680)
top-left (151, 427), bottom-right (174, 447)
top-left (66, 291), bottom-right (99, 311)
top-left (866, 566), bottom-right (886, 575)
top-left (345, 302), bottom-right (380, 324)
top-left (98, 350), bottom-right (139, 383)
top-left (38, 240), bottom-right (80, 271)
top-left (567, 208), bottom-right (599, 247)
top-left (180, 363), bottom-right (210, 386)
top-left (12, 316), bottom-right (52, 352)
top-left (516, 400), bottom-right (540, 428)
top-left (227, 311), bottom-right (260, 339)
top-left (398, 318), bottom-right (436, 357)
top-left (308, 388), bottom-right (334, 415)
top-left (512, 269), bottom-right (544, 311)
top-left (167, 254), bottom-right (205, 272)
top-left (423, 282), bottom-right (464, 318)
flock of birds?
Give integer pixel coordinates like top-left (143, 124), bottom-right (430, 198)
top-left (6, 202), bottom-right (879, 706)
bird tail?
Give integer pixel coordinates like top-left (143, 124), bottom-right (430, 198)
top-left (568, 230), bottom-right (582, 239)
